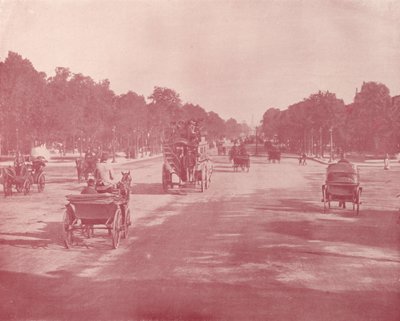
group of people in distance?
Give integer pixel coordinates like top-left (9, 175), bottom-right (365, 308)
top-left (164, 119), bottom-right (202, 146)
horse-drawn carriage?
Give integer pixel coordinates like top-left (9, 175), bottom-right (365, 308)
top-left (2, 155), bottom-right (46, 196)
top-left (231, 154), bottom-right (250, 172)
top-left (267, 149), bottom-right (281, 163)
top-left (162, 139), bottom-right (212, 192)
top-left (62, 172), bottom-right (132, 249)
top-left (229, 145), bottom-right (250, 172)
top-left (321, 160), bottom-right (362, 214)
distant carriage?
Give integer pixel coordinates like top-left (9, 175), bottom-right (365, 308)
top-left (229, 146), bottom-right (250, 172)
top-left (75, 156), bottom-right (97, 182)
top-left (162, 139), bottom-right (212, 192)
top-left (321, 160), bottom-right (362, 214)
top-left (267, 149), bottom-right (281, 163)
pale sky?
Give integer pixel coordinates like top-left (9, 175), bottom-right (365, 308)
top-left (1, 0), bottom-right (399, 123)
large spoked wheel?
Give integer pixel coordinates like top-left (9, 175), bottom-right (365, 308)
top-left (162, 166), bottom-right (171, 192)
top-left (200, 168), bottom-right (205, 192)
top-left (122, 208), bottom-right (131, 239)
top-left (322, 185), bottom-right (328, 213)
top-left (111, 209), bottom-right (122, 249)
top-left (16, 183), bottom-right (23, 193)
top-left (62, 209), bottom-right (74, 249)
top-left (355, 188), bottom-right (362, 215)
top-left (23, 179), bottom-right (31, 195)
top-left (38, 173), bottom-right (45, 192)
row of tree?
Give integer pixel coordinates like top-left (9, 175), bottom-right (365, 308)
top-left (0, 52), bottom-right (250, 156)
top-left (261, 83), bottom-right (400, 155)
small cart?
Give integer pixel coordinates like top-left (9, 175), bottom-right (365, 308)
top-left (62, 193), bottom-right (131, 249)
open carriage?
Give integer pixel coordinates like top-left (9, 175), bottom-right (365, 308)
top-left (321, 160), bottom-right (362, 214)
top-left (62, 193), bottom-right (131, 249)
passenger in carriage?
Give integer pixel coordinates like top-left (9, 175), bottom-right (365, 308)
top-left (81, 178), bottom-right (97, 194)
top-left (95, 152), bottom-right (116, 191)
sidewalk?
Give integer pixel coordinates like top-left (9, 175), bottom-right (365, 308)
top-left (0, 153), bottom-right (162, 168)
top-left (310, 156), bottom-right (400, 168)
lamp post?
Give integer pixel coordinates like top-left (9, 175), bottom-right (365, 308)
top-left (329, 127), bottom-right (333, 162)
top-left (16, 128), bottom-right (19, 153)
top-left (255, 126), bottom-right (258, 156)
top-left (112, 126), bottom-right (116, 163)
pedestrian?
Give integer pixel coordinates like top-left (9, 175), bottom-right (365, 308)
top-left (384, 153), bottom-right (390, 170)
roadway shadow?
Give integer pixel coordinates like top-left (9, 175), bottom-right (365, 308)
top-left (131, 183), bottom-right (164, 195)
top-left (0, 221), bottom-right (62, 249)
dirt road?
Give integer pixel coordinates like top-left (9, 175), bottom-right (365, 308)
top-left (0, 155), bottom-right (399, 321)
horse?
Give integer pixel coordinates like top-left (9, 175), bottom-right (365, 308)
top-left (75, 157), bottom-right (97, 182)
top-left (184, 151), bottom-right (197, 183)
top-left (117, 171), bottom-right (132, 201)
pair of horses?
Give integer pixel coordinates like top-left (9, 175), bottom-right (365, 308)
top-left (2, 162), bottom-right (31, 196)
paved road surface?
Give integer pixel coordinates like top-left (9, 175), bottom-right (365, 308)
top-left (0, 155), bottom-right (399, 321)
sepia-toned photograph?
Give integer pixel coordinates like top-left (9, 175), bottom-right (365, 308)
top-left (0, 1), bottom-right (399, 320)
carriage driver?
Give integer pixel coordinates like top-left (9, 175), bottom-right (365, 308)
top-left (95, 152), bottom-right (117, 190)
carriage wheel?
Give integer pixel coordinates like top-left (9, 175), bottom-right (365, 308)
top-left (111, 209), bottom-right (122, 249)
top-left (162, 166), bottom-right (170, 192)
top-left (355, 189), bottom-right (361, 215)
top-left (62, 209), bottom-right (74, 249)
top-left (38, 173), bottom-right (45, 192)
top-left (322, 185), bottom-right (328, 213)
top-left (200, 169), bottom-right (205, 192)
top-left (23, 179), bottom-right (31, 195)
top-left (122, 208), bottom-right (131, 239)
top-left (16, 183), bottom-right (23, 193)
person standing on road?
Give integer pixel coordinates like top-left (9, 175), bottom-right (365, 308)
top-left (384, 153), bottom-right (390, 170)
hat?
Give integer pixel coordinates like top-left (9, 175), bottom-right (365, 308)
top-left (87, 178), bottom-right (95, 185)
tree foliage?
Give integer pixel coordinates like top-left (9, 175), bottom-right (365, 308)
top-left (0, 52), bottom-right (245, 155)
